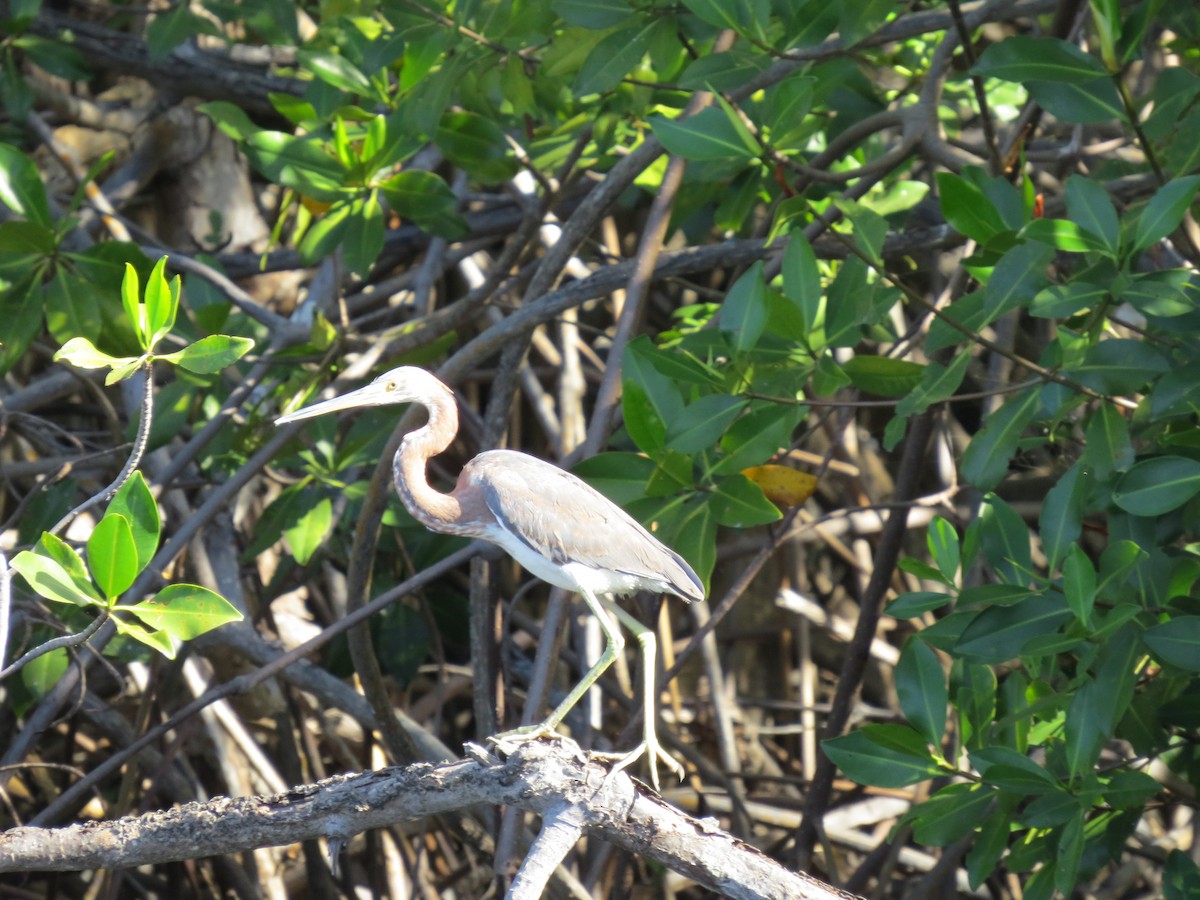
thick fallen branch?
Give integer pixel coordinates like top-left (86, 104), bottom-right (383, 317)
top-left (0, 736), bottom-right (856, 900)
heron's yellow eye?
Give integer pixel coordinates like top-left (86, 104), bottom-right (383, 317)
top-left (385, 381), bottom-right (396, 392)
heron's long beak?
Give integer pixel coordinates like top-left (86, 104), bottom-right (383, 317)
top-left (275, 383), bottom-right (388, 425)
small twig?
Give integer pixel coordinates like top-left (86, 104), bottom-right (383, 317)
top-left (0, 611), bottom-right (109, 684)
top-left (50, 359), bottom-right (155, 536)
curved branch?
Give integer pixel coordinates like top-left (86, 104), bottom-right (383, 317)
top-left (0, 737), bottom-right (857, 900)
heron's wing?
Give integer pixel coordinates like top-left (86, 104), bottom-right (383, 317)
top-left (464, 450), bottom-right (703, 601)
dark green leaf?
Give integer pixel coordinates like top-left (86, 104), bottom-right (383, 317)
top-left (1113, 457), bottom-right (1200, 516)
top-left (298, 49), bottom-right (372, 95)
top-left (1020, 218), bottom-right (1110, 253)
top-left (886, 591), bottom-right (953, 618)
top-left (1039, 462), bottom-right (1083, 572)
top-left (1062, 545), bottom-right (1097, 627)
top-left (972, 36), bottom-right (1108, 84)
top-left (895, 352), bottom-right (971, 417)
top-left (553, 0), bottom-right (633, 28)
top-left (955, 592), bottom-right (1071, 663)
top-left (822, 723), bottom-right (943, 788)
top-left (1143, 616), bottom-right (1200, 671)
top-left (435, 111), bottom-right (517, 183)
top-left (244, 132), bottom-right (345, 201)
top-left (907, 783), bottom-right (996, 846)
top-left (1028, 78), bottom-right (1123, 124)
top-left (651, 107), bottom-right (762, 162)
top-left (936, 171), bottom-right (1007, 242)
top-left (1054, 811), bottom-right (1086, 895)
top-left (961, 386), bottom-right (1041, 490)
top-left (708, 473), bottom-right (782, 527)
top-left (841, 356), bottom-right (924, 398)
top-left (666, 395), bottom-right (747, 454)
top-left (1134, 175), bottom-right (1200, 252)
top-left (781, 232), bottom-right (822, 334)
top-left (45, 270), bottom-right (103, 345)
top-left (21, 646), bottom-right (69, 699)
top-left (927, 517), bottom-right (960, 584)
top-left (1082, 404), bottom-right (1133, 478)
top-left (1064, 679), bottom-right (1106, 778)
top-left (720, 262), bottom-right (768, 351)
top-left (575, 22), bottom-right (657, 95)
top-left (284, 494), bottom-right (334, 565)
top-left (981, 241), bottom-right (1054, 317)
top-left (1065, 175), bottom-right (1119, 255)
top-left (896, 639), bottom-right (947, 745)
top-left (1029, 281), bottom-right (1108, 318)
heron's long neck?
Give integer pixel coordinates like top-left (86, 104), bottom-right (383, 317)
top-left (392, 387), bottom-right (466, 534)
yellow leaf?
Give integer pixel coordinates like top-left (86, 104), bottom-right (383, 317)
top-left (741, 465), bottom-right (817, 508)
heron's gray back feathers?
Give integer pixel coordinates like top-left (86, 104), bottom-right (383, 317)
top-left (463, 450), bottom-right (704, 602)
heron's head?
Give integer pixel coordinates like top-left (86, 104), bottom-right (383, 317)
top-left (275, 366), bottom-right (449, 425)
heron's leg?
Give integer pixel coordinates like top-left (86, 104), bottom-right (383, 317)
top-left (497, 588), bottom-right (623, 738)
top-left (595, 598), bottom-right (685, 792)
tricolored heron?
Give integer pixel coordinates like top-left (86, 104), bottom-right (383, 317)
top-left (276, 366), bottom-right (704, 789)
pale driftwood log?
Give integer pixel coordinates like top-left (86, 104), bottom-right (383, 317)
top-left (0, 736), bottom-right (857, 900)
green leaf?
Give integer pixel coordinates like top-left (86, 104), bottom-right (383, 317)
top-left (978, 493), bottom-right (1032, 584)
top-left (1029, 282), bottom-right (1109, 318)
top-left (713, 402), bottom-right (806, 476)
top-left (44, 270), bottom-right (103, 344)
top-left (666, 395), bottom-right (747, 454)
top-left (708, 473), bottom-right (782, 527)
top-left (841, 356), bottom-right (925, 400)
top-left (1064, 679), bottom-right (1105, 778)
top-left (199, 101), bottom-right (263, 141)
top-left (680, 0), bottom-right (748, 31)
top-left (0, 142), bottom-right (52, 226)
top-left (981, 241), bottom-right (1054, 318)
top-left (622, 337), bottom-right (684, 454)
top-left (1039, 462), bottom-right (1083, 573)
top-left (575, 21), bottom-right (657, 95)
top-left (886, 591), bottom-right (953, 618)
top-left (1133, 175), bottom-right (1200, 252)
top-left (1062, 545), bottom-right (1097, 627)
top-left (1028, 78), bottom-right (1123, 124)
top-left (967, 808), bottom-right (1016, 889)
top-left (650, 107), bottom-right (762, 162)
top-left (895, 352), bottom-right (971, 417)
top-left (122, 584), bottom-right (243, 640)
top-left (342, 193), bottom-right (385, 278)
top-left (1100, 770), bottom-right (1158, 810)
top-left (88, 512), bottom-right (138, 600)
top-left (284, 494), bottom-right (334, 566)
top-left (907, 783), bottom-right (996, 847)
top-left (143, 256), bottom-right (179, 346)
top-left (781, 232), bottom-right (822, 334)
top-left (435, 111), bottom-right (518, 183)
top-left (121, 262), bottom-right (147, 348)
top-left (157, 335), bottom-right (254, 374)
top-left (1164, 850), bottom-right (1200, 900)
top-left (1082, 404), bottom-right (1133, 479)
top-left (112, 613), bottom-right (178, 658)
top-left (1020, 218), bottom-right (1110, 253)
top-left (896, 639), bottom-right (947, 746)
top-left (53, 337), bottom-right (132, 371)
top-left (553, 0), bottom-right (634, 29)
top-left (244, 132), bottom-right (345, 202)
top-left (972, 36), bottom-right (1108, 84)
top-left (955, 592), bottom-right (1071, 663)
top-left (822, 723), bottom-right (943, 788)
top-left (1143, 617), bottom-right (1200, 671)
top-left (11, 535), bottom-right (103, 606)
top-left (1055, 811), bottom-right (1086, 895)
top-left (926, 517), bottom-right (960, 584)
top-left (298, 49), bottom-right (372, 95)
top-left (1065, 176), bottom-right (1119, 256)
top-left (720, 262), bottom-right (768, 351)
top-left (146, 4), bottom-right (214, 60)
top-left (961, 386), bottom-right (1041, 490)
top-left (379, 170), bottom-right (460, 229)
top-left (22, 646), bottom-right (69, 699)
top-left (936, 171), bottom-right (1007, 242)
top-left (109, 472), bottom-right (160, 574)
top-left (1113, 456), bottom-right (1200, 516)
top-left (679, 51), bottom-right (771, 92)
top-left (573, 452), bottom-right (657, 505)
top-left (0, 279), bottom-right (43, 377)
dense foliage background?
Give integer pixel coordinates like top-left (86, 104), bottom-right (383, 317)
top-left (1, 0), bottom-right (1199, 895)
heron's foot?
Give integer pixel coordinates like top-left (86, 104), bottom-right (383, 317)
top-left (489, 720), bottom-right (563, 748)
top-left (595, 734), bottom-right (684, 793)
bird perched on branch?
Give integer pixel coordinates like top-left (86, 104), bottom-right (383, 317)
top-left (277, 366), bottom-right (704, 789)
